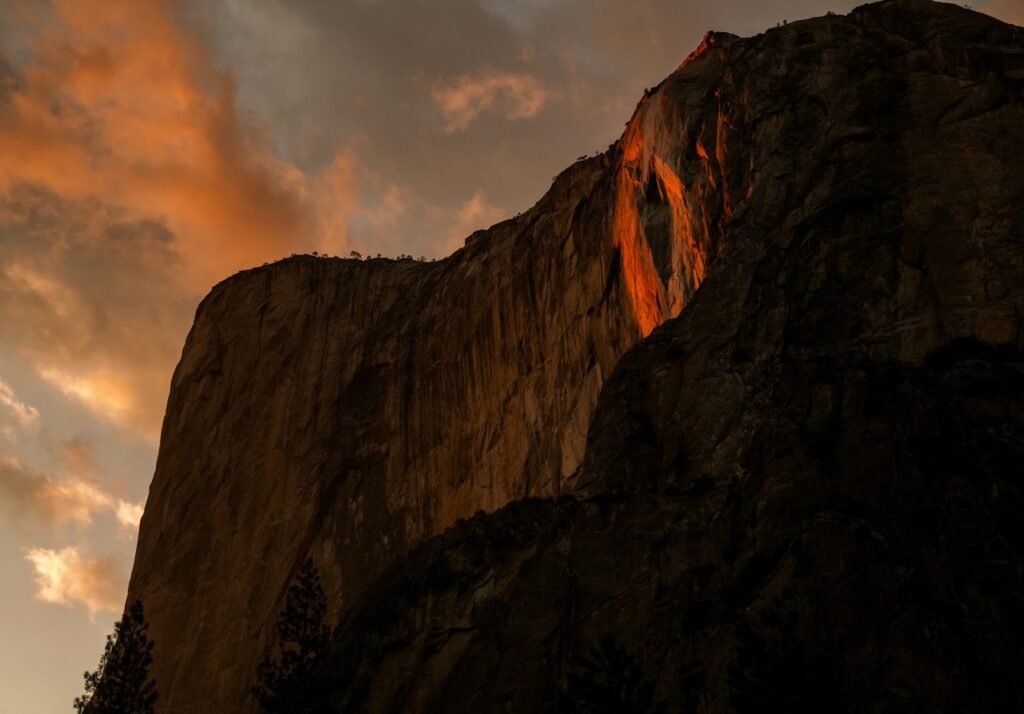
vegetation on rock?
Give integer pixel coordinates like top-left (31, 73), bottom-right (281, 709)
top-left (74, 600), bottom-right (157, 714)
top-left (253, 559), bottom-right (331, 713)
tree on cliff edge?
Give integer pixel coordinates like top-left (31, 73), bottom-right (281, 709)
top-left (254, 558), bottom-right (331, 713)
top-left (74, 600), bottom-right (158, 714)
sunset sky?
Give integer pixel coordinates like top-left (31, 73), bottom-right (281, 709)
top-left (1, 1), bottom-right (1020, 711)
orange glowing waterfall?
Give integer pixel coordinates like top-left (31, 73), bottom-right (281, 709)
top-left (613, 119), bottom-right (666, 338)
top-left (652, 155), bottom-right (708, 295)
top-left (612, 105), bottom-right (711, 338)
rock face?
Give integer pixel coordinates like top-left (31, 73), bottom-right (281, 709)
top-left (128, 0), bottom-right (1024, 711)
top-left (127, 11), bottom-right (727, 712)
top-left (306, 1), bottom-right (1024, 712)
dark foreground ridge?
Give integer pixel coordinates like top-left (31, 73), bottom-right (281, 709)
top-left (320, 341), bottom-right (1024, 712)
top-left (125, 0), bottom-right (1024, 711)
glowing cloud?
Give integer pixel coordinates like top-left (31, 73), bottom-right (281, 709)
top-left (0, 453), bottom-right (143, 532)
top-left (0, 0), bottom-right (361, 442)
top-left (432, 69), bottom-right (551, 132)
top-left (24, 546), bottom-right (123, 616)
top-left (114, 500), bottom-right (144, 530)
top-left (38, 366), bottom-right (139, 437)
top-left (0, 0), bottom-right (316, 287)
top-left (0, 378), bottom-right (40, 439)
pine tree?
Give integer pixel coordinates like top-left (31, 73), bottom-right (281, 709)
top-left (253, 558), bottom-right (332, 713)
top-left (74, 600), bottom-right (158, 714)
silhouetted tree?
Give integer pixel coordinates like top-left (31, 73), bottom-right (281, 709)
top-left (74, 600), bottom-right (157, 714)
top-left (253, 558), bottom-right (331, 713)
top-left (562, 635), bottom-right (666, 714)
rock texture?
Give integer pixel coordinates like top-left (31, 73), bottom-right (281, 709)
top-left (319, 342), bottom-right (1024, 712)
top-left (128, 0), bottom-right (1024, 711)
top-left (127, 10), bottom-right (728, 711)
top-left (307, 1), bottom-right (1024, 712)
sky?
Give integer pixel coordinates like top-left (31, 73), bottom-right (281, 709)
top-left (0, 0), bottom-right (1020, 711)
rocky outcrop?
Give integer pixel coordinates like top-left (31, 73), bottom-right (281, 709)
top-left (127, 9), bottom-right (732, 710)
top-left (306, 1), bottom-right (1024, 711)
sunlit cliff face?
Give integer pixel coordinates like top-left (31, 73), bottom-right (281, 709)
top-left (611, 37), bottom-right (733, 337)
top-left (614, 117), bottom-right (669, 337)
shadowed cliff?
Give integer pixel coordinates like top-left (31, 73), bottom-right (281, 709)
top-left (127, 0), bottom-right (1024, 711)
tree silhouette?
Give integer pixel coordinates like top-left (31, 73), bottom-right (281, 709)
top-left (253, 558), bottom-right (332, 713)
top-left (562, 635), bottom-right (666, 714)
top-left (74, 599), bottom-right (157, 714)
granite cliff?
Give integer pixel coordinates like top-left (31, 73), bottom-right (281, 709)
top-left (128, 5), bottom-right (725, 710)
top-left (127, 0), bottom-right (1024, 711)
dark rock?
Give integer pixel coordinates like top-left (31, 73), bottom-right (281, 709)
top-left (318, 343), bottom-right (1024, 712)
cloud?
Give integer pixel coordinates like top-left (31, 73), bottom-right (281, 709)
top-left (24, 546), bottom-right (124, 616)
top-left (114, 500), bottom-right (144, 530)
top-left (0, 0), bottom-right (364, 440)
top-left (345, 178), bottom-right (509, 259)
top-left (0, 378), bottom-right (39, 439)
top-left (432, 69), bottom-right (551, 132)
top-left (0, 0), bottom-right (323, 287)
top-left (57, 437), bottom-right (101, 479)
top-left (308, 148), bottom-right (359, 255)
top-left (0, 452), bottom-right (143, 532)
top-left (0, 188), bottom-right (195, 440)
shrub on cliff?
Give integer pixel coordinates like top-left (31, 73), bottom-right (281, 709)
top-left (253, 558), bottom-right (332, 713)
top-left (74, 600), bottom-right (158, 714)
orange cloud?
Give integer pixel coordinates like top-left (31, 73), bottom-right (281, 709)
top-left (432, 69), bottom-right (551, 132)
top-left (39, 366), bottom-right (140, 436)
top-left (0, 452), bottom-right (143, 532)
top-left (0, 0), bottom-right (359, 439)
top-left (0, 195), bottom-right (194, 441)
top-left (0, 0), bottom-right (328, 288)
top-left (24, 546), bottom-right (124, 616)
